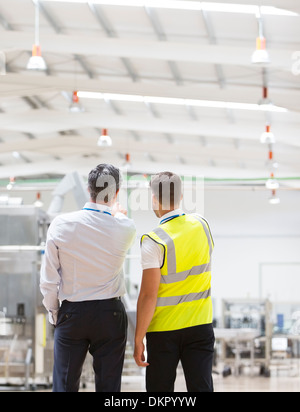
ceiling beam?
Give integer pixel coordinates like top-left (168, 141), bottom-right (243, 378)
top-left (0, 31), bottom-right (295, 70)
top-left (201, 9), bottom-right (226, 90)
top-left (0, 135), bottom-right (299, 167)
top-left (0, 153), bottom-right (298, 182)
top-left (0, 109), bottom-right (299, 148)
top-left (87, 2), bottom-right (139, 82)
top-left (1, 73), bottom-right (299, 112)
top-left (144, 7), bottom-right (183, 86)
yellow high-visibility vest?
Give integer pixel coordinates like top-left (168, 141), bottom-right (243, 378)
top-left (141, 214), bottom-right (214, 333)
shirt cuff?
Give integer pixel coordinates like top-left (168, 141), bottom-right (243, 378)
top-left (142, 263), bottom-right (161, 270)
top-left (48, 309), bottom-right (59, 326)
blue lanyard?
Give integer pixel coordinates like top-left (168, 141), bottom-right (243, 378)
top-left (160, 214), bottom-right (185, 225)
top-left (83, 208), bottom-right (112, 216)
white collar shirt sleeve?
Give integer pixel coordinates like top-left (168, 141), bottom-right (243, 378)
top-left (140, 209), bottom-right (185, 271)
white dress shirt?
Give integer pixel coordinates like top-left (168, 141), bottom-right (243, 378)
top-left (141, 209), bottom-right (185, 270)
top-left (40, 202), bottom-right (136, 324)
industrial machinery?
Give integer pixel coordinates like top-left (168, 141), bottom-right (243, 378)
top-left (0, 205), bottom-right (52, 390)
top-left (215, 299), bottom-right (273, 377)
top-left (0, 172), bottom-right (90, 390)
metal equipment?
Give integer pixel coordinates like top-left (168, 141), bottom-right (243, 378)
top-left (47, 171), bottom-right (88, 216)
top-left (0, 205), bottom-right (51, 390)
top-left (215, 299), bottom-right (273, 377)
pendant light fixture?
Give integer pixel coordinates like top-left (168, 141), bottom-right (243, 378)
top-left (97, 129), bottom-right (113, 147)
top-left (267, 172), bottom-right (280, 205)
top-left (252, 36), bottom-right (270, 64)
top-left (27, 0), bottom-right (47, 71)
top-left (34, 192), bottom-right (44, 208)
top-left (7, 177), bottom-right (15, 191)
top-left (123, 153), bottom-right (132, 170)
top-left (266, 172), bottom-right (280, 190)
top-left (69, 91), bottom-right (85, 113)
top-left (252, 9), bottom-right (270, 65)
top-left (261, 124), bottom-right (276, 144)
top-left (269, 190), bottom-right (281, 205)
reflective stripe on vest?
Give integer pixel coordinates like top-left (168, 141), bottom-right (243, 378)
top-left (157, 288), bottom-right (212, 307)
top-left (141, 214), bottom-right (214, 332)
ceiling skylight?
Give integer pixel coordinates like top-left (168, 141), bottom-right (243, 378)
top-left (41, 1), bottom-right (298, 17)
top-left (77, 91), bottom-right (288, 113)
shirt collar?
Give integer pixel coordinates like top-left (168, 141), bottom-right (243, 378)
top-left (83, 202), bottom-right (112, 214)
top-left (159, 209), bottom-right (185, 225)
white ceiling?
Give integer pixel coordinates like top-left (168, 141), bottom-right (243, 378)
top-left (0, 0), bottom-right (300, 184)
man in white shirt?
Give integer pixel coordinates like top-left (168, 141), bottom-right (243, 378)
top-left (40, 164), bottom-right (136, 392)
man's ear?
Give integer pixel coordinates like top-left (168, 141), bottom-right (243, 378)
top-left (152, 193), bottom-right (160, 210)
top-left (112, 189), bottom-right (120, 204)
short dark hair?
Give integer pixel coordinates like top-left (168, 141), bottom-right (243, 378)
top-left (151, 172), bottom-right (182, 209)
top-left (88, 164), bottom-right (121, 204)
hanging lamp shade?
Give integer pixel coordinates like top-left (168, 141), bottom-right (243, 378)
top-left (69, 91), bottom-right (85, 113)
top-left (269, 190), bottom-right (280, 205)
top-left (27, 2), bottom-right (47, 71)
top-left (34, 192), bottom-right (44, 208)
top-left (122, 153), bottom-right (132, 170)
top-left (7, 177), bottom-right (15, 191)
top-left (261, 125), bottom-right (276, 144)
top-left (27, 45), bottom-right (47, 71)
top-left (97, 129), bottom-right (112, 147)
top-left (266, 173), bottom-right (280, 190)
top-left (252, 36), bottom-right (270, 64)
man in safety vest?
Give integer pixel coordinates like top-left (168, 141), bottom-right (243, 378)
top-left (134, 172), bottom-right (215, 392)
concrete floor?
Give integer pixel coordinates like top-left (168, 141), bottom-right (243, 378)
top-left (119, 361), bottom-right (300, 393)
top-left (68, 375), bottom-right (300, 393)
top-left (5, 374), bottom-right (298, 392)
top-left (120, 374), bottom-right (300, 393)
top-left (213, 376), bottom-right (300, 392)
top-left (5, 362), bottom-right (299, 392)
top-left (72, 369), bottom-right (300, 393)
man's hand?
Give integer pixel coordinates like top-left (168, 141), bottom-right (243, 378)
top-left (134, 340), bottom-right (149, 368)
top-left (112, 202), bottom-right (128, 216)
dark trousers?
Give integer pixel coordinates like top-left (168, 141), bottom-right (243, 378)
top-left (53, 299), bottom-right (127, 392)
top-left (146, 324), bottom-right (215, 392)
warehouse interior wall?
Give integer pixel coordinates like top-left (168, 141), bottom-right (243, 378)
top-left (205, 189), bottom-right (300, 321)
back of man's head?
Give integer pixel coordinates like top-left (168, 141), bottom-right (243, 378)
top-left (88, 164), bottom-right (121, 204)
top-left (151, 172), bottom-right (182, 210)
